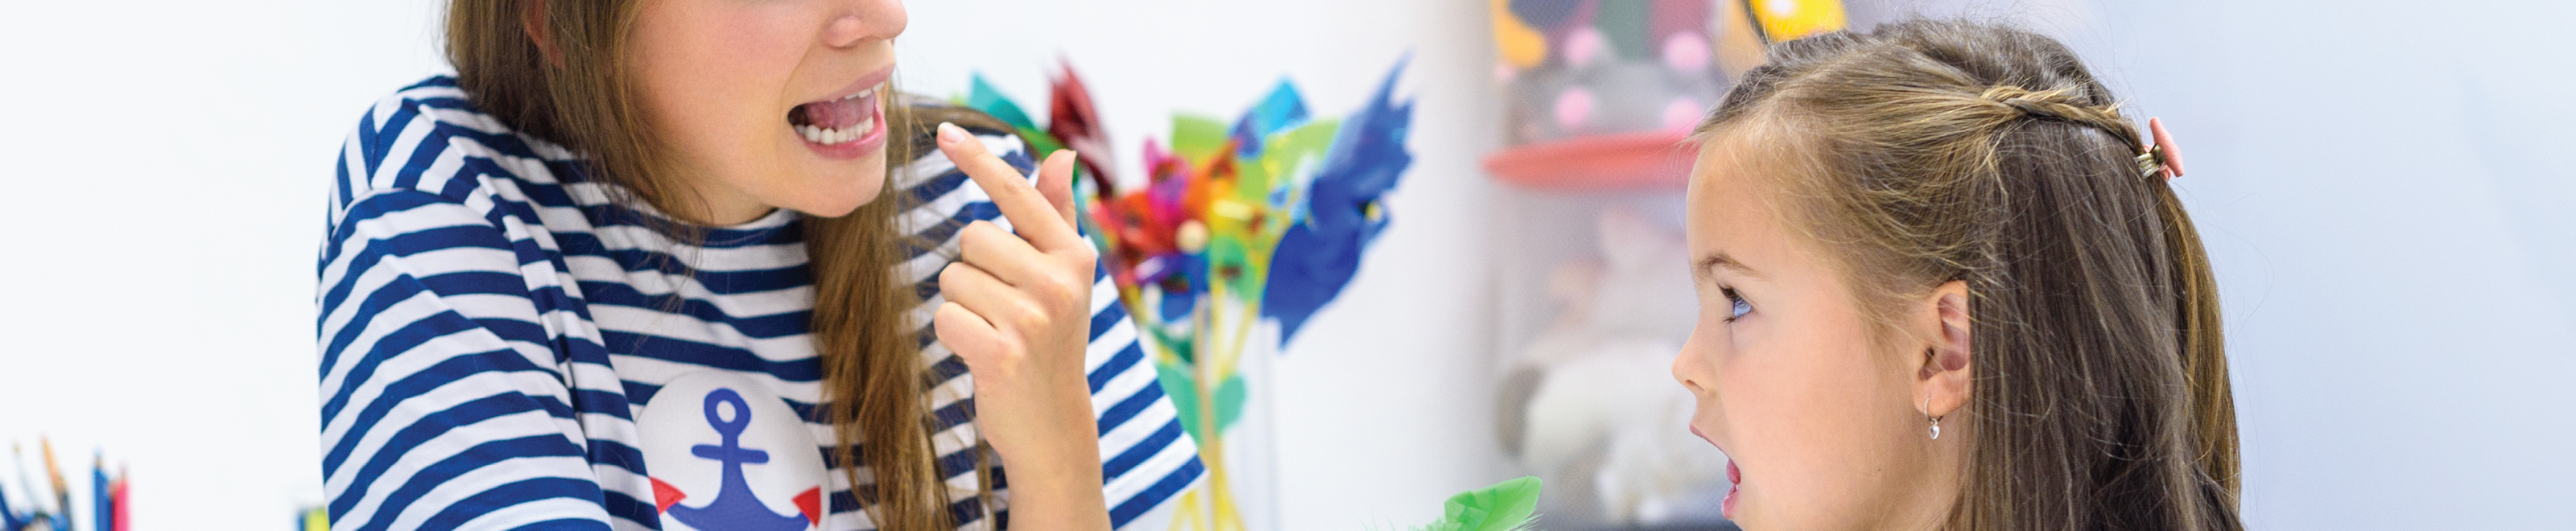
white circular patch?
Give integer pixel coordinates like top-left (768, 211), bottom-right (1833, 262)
top-left (1766, 0), bottom-right (1800, 19)
top-left (636, 372), bottom-right (829, 531)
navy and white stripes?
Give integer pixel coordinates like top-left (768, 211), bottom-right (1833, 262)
top-left (319, 76), bottom-right (1201, 531)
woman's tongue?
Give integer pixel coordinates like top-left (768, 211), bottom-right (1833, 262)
top-left (795, 96), bottom-right (869, 130)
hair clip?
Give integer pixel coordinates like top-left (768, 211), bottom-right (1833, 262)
top-left (2138, 117), bottom-right (2185, 180)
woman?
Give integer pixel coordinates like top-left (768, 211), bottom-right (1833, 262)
top-left (316, 1), bottom-right (1199, 529)
top-left (1670, 20), bottom-right (2242, 530)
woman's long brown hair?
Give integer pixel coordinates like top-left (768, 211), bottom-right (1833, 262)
top-left (447, 2), bottom-right (960, 529)
top-left (1695, 19), bottom-right (2241, 530)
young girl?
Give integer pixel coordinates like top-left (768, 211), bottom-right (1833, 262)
top-left (316, 1), bottom-right (1198, 530)
top-left (1670, 20), bottom-right (2241, 530)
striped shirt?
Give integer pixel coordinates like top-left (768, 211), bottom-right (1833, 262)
top-left (318, 76), bottom-right (1202, 531)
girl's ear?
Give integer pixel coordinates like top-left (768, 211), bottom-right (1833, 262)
top-left (1917, 280), bottom-right (1974, 418)
top-left (522, 0), bottom-right (565, 67)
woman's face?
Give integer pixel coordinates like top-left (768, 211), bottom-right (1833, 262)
top-left (630, 0), bottom-right (906, 224)
top-left (1671, 131), bottom-right (1952, 529)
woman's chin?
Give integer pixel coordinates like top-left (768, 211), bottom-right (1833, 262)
top-left (793, 187), bottom-right (879, 219)
top-left (778, 158), bottom-right (888, 217)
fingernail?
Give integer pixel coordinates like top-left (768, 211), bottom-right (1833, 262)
top-left (937, 122), bottom-right (964, 144)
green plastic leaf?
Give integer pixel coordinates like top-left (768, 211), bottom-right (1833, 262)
top-left (1017, 126), bottom-right (1066, 159)
top-left (1416, 476), bottom-right (1542, 531)
top-left (1146, 323), bottom-right (1195, 365)
top-left (1155, 360), bottom-right (1205, 438)
top-left (968, 74), bottom-right (1038, 130)
top-left (1214, 373), bottom-right (1248, 430)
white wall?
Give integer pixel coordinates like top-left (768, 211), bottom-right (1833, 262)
top-left (1857, 1), bottom-right (2576, 527)
top-left (2, 0), bottom-right (2570, 529)
top-left (0, 2), bottom-right (449, 528)
top-left (2056, 1), bottom-right (2576, 528)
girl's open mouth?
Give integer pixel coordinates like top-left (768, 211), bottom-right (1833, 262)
top-left (788, 81), bottom-right (887, 158)
top-left (1724, 460), bottom-right (1740, 519)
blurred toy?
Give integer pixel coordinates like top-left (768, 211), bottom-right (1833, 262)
top-left (964, 58), bottom-right (1416, 531)
top-left (1715, 0), bottom-right (1850, 72)
top-left (302, 507), bottom-right (328, 531)
top-left (1497, 208), bottom-right (1727, 525)
top-left (1411, 476), bottom-right (1543, 531)
top-left (1484, 0), bottom-right (1846, 189)
top-left (1491, 0), bottom-right (1726, 142)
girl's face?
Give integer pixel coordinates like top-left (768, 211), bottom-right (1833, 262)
top-left (1671, 131), bottom-right (1958, 529)
top-left (630, 0), bottom-right (906, 224)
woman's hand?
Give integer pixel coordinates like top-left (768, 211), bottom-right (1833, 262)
top-left (931, 122), bottom-right (1112, 531)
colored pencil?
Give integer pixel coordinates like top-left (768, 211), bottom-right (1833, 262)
top-left (90, 455), bottom-right (107, 531)
top-left (38, 439), bottom-right (64, 531)
top-left (109, 464), bottom-right (126, 531)
top-left (10, 443), bottom-right (44, 521)
top-left (1, 465), bottom-right (22, 531)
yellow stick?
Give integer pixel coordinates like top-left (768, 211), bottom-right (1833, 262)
top-left (1171, 490), bottom-right (1208, 531)
top-left (1195, 286), bottom-right (1251, 531)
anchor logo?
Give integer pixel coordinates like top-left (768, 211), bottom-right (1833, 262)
top-left (640, 376), bottom-right (828, 531)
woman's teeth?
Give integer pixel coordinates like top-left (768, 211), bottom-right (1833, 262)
top-left (795, 86), bottom-right (880, 145)
top-left (797, 118), bottom-right (872, 145)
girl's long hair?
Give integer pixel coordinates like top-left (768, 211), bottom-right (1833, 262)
top-left (446, 2), bottom-right (973, 529)
top-left (1695, 19), bottom-right (2240, 530)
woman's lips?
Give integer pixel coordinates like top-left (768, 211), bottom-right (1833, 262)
top-left (816, 65), bottom-right (894, 104)
top-left (788, 65), bottom-right (896, 159)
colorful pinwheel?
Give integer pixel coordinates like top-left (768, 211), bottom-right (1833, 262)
top-left (961, 58), bottom-right (1415, 531)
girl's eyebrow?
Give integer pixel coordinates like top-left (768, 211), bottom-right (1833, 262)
top-left (1695, 252), bottom-right (1765, 281)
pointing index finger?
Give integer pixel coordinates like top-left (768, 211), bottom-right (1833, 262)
top-left (937, 122), bottom-right (1083, 251)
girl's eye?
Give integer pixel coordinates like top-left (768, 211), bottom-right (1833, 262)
top-left (1721, 287), bottom-right (1752, 322)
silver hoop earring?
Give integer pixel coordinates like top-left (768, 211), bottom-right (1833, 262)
top-left (1925, 397), bottom-right (1944, 440)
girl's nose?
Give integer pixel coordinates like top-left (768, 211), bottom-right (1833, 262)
top-left (1672, 338), bottom-right (1706, 390)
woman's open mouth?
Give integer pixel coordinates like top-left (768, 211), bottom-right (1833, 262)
top-left (788, 76), bottom-right (889, 158)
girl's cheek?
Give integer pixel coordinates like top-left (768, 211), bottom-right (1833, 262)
top-left (1710, 322), bottom-right (1776, 448)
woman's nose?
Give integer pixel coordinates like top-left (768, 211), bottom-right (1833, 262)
top-left (822, 0), bottom-right (907, 48)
